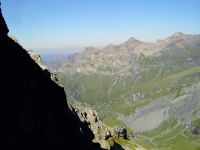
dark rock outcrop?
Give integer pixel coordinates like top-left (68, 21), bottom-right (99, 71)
top-left (0, 2), bottom-right (9, 37)
top-left (0, 6), bottom-right (101, 150)
top-left (191, 126), bottom-right (200, 136)
top-left (112, 127), bottom-right (127, 139)
top-left (110, 142), bottom-right (125, 150)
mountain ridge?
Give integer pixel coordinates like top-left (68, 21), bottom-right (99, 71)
top-left (48, 32), bottom-right (200, 76)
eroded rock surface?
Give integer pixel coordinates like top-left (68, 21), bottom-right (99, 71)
top-left (69, 101), bottom-right (129, 149)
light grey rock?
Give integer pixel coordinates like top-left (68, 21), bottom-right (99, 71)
top-left (28, 50), bottom-right (47, 70)
top-left (112, 126), bottom-right (127, 139)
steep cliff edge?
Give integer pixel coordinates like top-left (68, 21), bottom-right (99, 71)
top-left (27, 49), bottom-right (139, 149)
top-left (0, 10), bottom-right (101, 150)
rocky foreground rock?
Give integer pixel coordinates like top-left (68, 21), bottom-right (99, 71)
top-left (0, 6), bottom-right (101, 150)
top-left (69, 101), bottom-right (128, 149)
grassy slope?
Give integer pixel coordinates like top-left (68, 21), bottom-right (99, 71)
top-left (58, 67), bottom-right (200, 149)
top-left (108, 137), bottom-right (142, 150)
top-left (57, 47), bottom-right (200, 149)
top-left (136, 118), bottom-right (200, 150)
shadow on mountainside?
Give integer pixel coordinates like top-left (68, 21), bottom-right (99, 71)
top-left (0, 4), bottom-right (101, 150)
top-left (111, 142), bottom-right (125, 150)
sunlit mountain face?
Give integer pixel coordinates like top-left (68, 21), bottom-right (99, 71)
top-left (44, 33), bottom-right (200, 149)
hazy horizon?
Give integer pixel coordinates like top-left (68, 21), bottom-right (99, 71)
top-left (2, 0), bottom-right (200, 54)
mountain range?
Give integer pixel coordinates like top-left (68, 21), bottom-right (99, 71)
top-left (43, 32), bottom-right (200, 150)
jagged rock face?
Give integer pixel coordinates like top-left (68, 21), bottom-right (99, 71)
top-left (0, 36), bottom-right (102, 149)
top-left (0, 9), bottom-right (86, 149)
top-left (28, 50), bottom-right (47, 70)
top-left (70, 101), bottom-right (129, 149)
top-left (112, 127), bottom-right (127, 139)
top-left (28, 50), bottom-right (60, 83)
top-left (70, 102), bottom-right (112, 149)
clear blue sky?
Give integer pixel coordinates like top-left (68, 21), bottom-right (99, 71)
top-left (1, 0), bottom-right (200, 54)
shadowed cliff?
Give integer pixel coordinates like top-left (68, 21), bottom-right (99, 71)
top-left (0, 6), bottom-right (101, 150)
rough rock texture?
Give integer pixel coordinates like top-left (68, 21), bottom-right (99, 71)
top-left (112, 127), bottom-right (127, 139)
top-left (0, 10), bottom-right (101, 150)
top-left (70, 101), bottom-right (112, 149)
top-left (28, 50), bottom-right (47, 70)
top-left (69, 101), bottom-right (129, 149)
top-left (28, 50), bottom-right (59, 82)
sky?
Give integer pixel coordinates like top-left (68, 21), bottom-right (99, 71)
top-left (1, 0), bottom-right (200, 54)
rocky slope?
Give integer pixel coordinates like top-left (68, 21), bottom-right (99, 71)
top-left (53, 32), bottom-right (200, 75)
top-left (69, 101), bottom-right (130, 149)
top-left (0, 9), bottom-right (102, 150)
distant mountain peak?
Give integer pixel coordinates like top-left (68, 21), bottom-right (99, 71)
top-left (124, 37), bottom-right (142, 46)
top-left (160, 32), bottom-right (186, 45)
top-left (127, 37), bottom-right (139, 42)
top-left (84, 46), bottom-right (99, 52)
top-left (172, 32), bottom-right (184, 37)
top-left (85, 46), bottom-right (97, 50)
